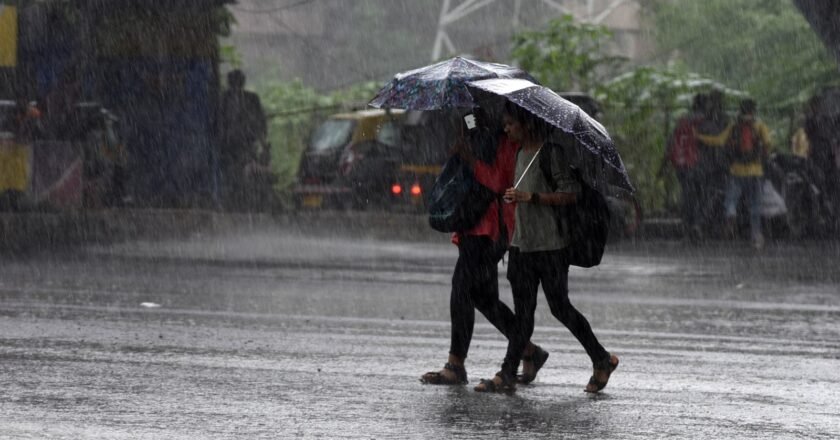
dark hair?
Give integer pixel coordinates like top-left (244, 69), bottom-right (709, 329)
top-left (227, 69), bottom-right (246, 88)
top-left (692, 93), bottom-right (707, 112)
top-left (503, 101), bottom-right (551, 139)
top-left (739, 98), bottom-right (756, 115)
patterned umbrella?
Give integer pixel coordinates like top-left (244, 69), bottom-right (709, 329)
top-left (467, 78), bottom-right (634, 194)
top-left (368, 57), bottom-right (536, 110)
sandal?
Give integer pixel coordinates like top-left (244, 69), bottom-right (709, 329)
top-left (584, 354), bottom-right (619, 393)
top-left (474, 371), bottom-right (516, 393)
top-left (517, 345), bottom-right (550, 384)
top-left (420, 362), bottom-right (468, 385)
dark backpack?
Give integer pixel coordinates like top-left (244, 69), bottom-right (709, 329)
top-left (428, 155), bottom-right (497, 233)
top-left (725, 120), bottom-right (763, 164)
top-left (538, 148), bottom-right (610, 268)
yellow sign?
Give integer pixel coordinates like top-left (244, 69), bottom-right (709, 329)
top-left (0, 5), bottom-right (18, 67)
top-left (0, 141), bottom-right (31, 192)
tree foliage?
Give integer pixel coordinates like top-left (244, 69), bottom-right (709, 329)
top-left (645, 0), bottom-right (837, 111)
top-left (510, 14), bottom-right (625, 92)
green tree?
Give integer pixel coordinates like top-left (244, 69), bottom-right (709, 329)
top-left (645, 0), bottom-right (837, 111)
top-left (510, 14), bottom-right (625, 92)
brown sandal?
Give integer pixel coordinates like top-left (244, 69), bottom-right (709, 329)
top-left (585, 354), bottom-right (619, 393)
top-left (474, 371), bottom-right (516, 393)
top-left (517, 345), bottom-right (550, 384)
top-left (420, 362), bottom-right (468, 385)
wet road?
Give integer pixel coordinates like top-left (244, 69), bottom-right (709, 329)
top-left (1, 220), bottom-right (839, 439)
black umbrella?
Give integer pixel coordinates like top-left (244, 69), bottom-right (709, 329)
top-left (466, 78), bottom-right (634, 194)
top-left (368, 56), bottom-right (536, 110)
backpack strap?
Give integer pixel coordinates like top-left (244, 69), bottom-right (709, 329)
top-left (537, 146), bottom-right (557, 191)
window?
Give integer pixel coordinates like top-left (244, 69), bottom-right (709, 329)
top-left (376, 121), bottom-right (401, 147)
top-left (309, 119), bottom-right (354, 153)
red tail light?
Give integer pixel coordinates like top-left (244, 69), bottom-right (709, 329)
top-left (391, 184), bottom-right (403, 195)
top-left (410, 183), bottom-right (422, 196)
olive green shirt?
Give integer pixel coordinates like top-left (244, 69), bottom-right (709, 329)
top-left (511, 145), bottom-right (581, 252)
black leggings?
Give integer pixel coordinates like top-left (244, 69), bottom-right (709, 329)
top-left (449, 235), bottom-right (517, 359)
top-left (501, 248), bottom-right (609, 376)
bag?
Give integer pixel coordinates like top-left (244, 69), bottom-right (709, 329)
top-left (726, 120), bottom-right (763, 164)
top-left (667, 117), bottom-right (699, 169)
top-left (428, 155), bottom-right (497, 233)
top-left (538, 148), bottom-right (610, 268)
top-left (760, 179), bottom-right (787, 217)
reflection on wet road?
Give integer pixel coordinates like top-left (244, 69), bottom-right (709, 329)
top-left (1, 226), bottom-right (839, 438)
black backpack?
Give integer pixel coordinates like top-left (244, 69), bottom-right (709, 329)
top-left (428, 154), bottom-right (497, 233)
top-left (538, 148), bottom-right (610, 268)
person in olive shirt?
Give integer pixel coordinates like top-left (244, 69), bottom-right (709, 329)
top-left (474, 103), bottom-right (618, 394)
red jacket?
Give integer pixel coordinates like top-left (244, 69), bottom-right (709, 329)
top-left (452, 136), bottom-right (517, 245)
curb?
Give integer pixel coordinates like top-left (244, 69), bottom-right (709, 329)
top-left (1, 209), bottom-right (686, 253)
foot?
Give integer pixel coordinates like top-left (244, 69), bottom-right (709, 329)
top-left (474, 371), bottom-right (516, 393)
top-left (420, 362), bottom-right (468, 385)
top-left (584, 354), bottom-right (619, 393)
top-left (751, 234), bottom-right (765, 250)
top-left (517, 345), bottom-right (549, 384)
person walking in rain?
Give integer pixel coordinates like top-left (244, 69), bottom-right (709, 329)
top-left (662, 94), bottom-right (705, 240)
top-left (474, 103), bottom-right (618, 393)
top-left (421, 107), bottom-right (549, 386)
top-left (698, 99), bottom-right (772, 249)
top-left (695, 89), bottom-right (731, 230)
top-left (218, 69), bottom-right (267, 209)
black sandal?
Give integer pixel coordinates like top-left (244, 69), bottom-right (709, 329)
top-left (420, 362), bottom-right (468, 385)
top-left (517, 345), bottom-right (550, 384)
top-left (474, 371), bottom-right (516, 393)
top-left (585, 354), bottom-right (619, 393)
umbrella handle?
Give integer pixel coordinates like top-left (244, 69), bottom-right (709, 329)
top-left (514, 145), bottom-right (543, 189)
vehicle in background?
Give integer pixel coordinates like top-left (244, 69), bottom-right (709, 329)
top-left (71, 102), bottom-right (129, 208)
top-left (0, 100), bottom-right (30, 210)
top-left (294, 109), bottom-right (405, 209)
top-left (0, 99), bottom-right (128, 210)
top-left (386, 110), bottom-right (452, 211)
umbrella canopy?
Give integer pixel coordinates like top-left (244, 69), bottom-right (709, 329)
top-left (368, 57), bottom-right (536, 111)
top-left (466, 78), bottom-right (634, 194)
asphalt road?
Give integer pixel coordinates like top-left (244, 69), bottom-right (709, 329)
top-left (1, 218), bottom-right (839, 439)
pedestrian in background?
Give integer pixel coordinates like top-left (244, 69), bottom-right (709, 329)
top-left (663, 93), bottom-right (705, 240)
top-left (695, 89), bottom-right (731, 230)
top-left (698, 99), bottom-right (772, 249)
top-left (218, 69), bottom-right (267, 210)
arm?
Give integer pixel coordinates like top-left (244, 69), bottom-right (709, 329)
top-left (503, 146), bottom-right (579, 206)
top-left (695, 124), bottom-right (733, 147)
top-left (253, 94), bottom-right (267, 139)
top-left (504, 188), bottom-right (577, 205)
top-left (758, 121), bottom-right (773, 156)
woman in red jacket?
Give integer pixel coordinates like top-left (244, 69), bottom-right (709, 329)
top-left (421, 108), bottom-right (548, 386)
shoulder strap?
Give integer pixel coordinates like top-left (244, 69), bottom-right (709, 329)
top-left (538, 147), bottom-right (557, 191)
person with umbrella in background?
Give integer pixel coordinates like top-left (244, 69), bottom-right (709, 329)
top-left (463, 78), bottom-right (632, 394)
